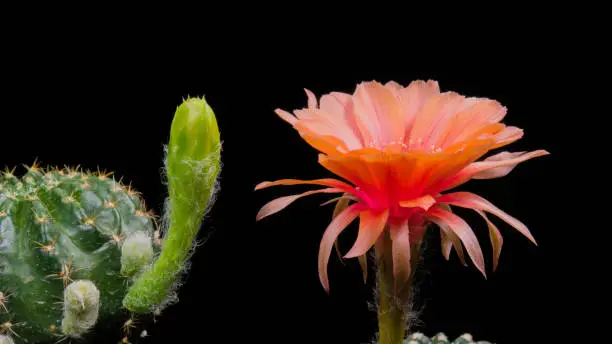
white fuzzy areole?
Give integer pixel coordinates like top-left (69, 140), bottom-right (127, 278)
top-left (0, 334), bottom-right (15, 344)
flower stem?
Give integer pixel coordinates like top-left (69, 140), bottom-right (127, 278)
top-left (375, 232), bottom-right (421, 344)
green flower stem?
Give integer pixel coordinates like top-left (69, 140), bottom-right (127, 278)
top-left (123, 97), bottom-right (221, 313)
top-left (376, 231), bottom-right (421, 344)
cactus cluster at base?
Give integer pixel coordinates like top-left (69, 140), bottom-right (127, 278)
top-left (0, 165), bottom-right (160, 343)
top-left (0, 96), bottom-right (221, 343)
top-left (403, 332), bottom-right (493, 344)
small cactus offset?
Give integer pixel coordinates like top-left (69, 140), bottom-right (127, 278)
top-left (403, 333), bottom-right (493, 344)
top-left (0, 96), bottom-right (221, 343)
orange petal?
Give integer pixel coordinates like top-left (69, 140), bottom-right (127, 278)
top-left (344, 209), bottom-right (389, 258)
top-left (461, 122), bottom-right (505, 142)
top-left (389, 219), bottom-right (412, 290)
top-left (428, 207), bottom-right (486, 278)
top-left (256, 188), bottom-right (342, 221)
top-left (294, 120), bottom-right (348, 155)
top-left (318, 204), bottom-right (361, 292)
top-left (318, 153), bottom-right (382, 203)
top-left (437, 99), bottom-right (505, 148)
top-left (436, 192), bottom-right (537, 245)
top-left (448, 100), bottom-right (507, 145)
top-left (424, 139), bottom-right (496, 195)
top-left (475, 209), bottom-right (503, 271)
top-left (295, 109), bottom-right (363, 151)
top-left (399, 195), bottom-right (436, 210)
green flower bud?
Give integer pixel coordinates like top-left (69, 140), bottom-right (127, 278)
top-left (123, 97), bottom-right (222, 313)
top-left (167, 97), bottom-right (221, 214)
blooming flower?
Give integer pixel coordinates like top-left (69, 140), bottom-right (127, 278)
top-left (255, 80), bottom-right (548, 292)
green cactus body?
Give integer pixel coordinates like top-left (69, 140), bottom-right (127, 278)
top-left (0, 166), bottom-right (158, 343)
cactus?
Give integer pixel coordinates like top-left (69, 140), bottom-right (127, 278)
top-left (0, 96), bottom-right (221, 343)
top-left (403, 332), bottom-right (493, 344)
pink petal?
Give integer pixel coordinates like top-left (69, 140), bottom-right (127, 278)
top-left (294, 109), bottom-right (362, 150)
top-left (438, 220), bottom-right (468, 266)
top-left (353, 81), bottom-right (403, 148)
top-left (436, 192), bottom-right (537, 245)
top-left (437, 204), bottom-right (467, 265)
top-left (399, 80), bottom-right (440, 140)
top-left (389, 219), bottom-right (412, 290)
top-left (442, 149), bottom-right (549, 190)
top-left (318, 204), bottom-right (361, 292)
top-left (345, 209), bottom-right (389, 258)
top-left (471, 151), bottom-right (536, 179)
top-left (305, 88), bottom-right (318, 109)
top-left (399, 195), bottom-right (436, 210)
top-left (409, 92), bottom-right (467, 150)
top-left (255, 178), bottom-right (362, 200)
top-left (319, 92), bottom-right (364, 148)
top-left (274, 108), bottom-right (298, 125)
top-left (331, 194), bottom-right (352, 265)
top-left (384, 81), bottom-right (403, 97)
top-left (491, 126), bottom-right (523, 149)
top-left (320, 194), bottom-right (358, 207)
top-left (256, 188), bottom-right (342, 221)
top-left (475, 209), bottom-right (503, 271)
top-left (449, 100), bottom-right (507, 144)
top-left (426, 96), bottom-right (482, 149)
top-left (428, 207), bottom-right (486, 278)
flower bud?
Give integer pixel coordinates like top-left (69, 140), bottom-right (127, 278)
top-left (167, 97), bottom-right (221, 213)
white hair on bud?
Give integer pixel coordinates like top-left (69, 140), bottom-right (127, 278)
top-left (153, 141), bottom-right (222, 312)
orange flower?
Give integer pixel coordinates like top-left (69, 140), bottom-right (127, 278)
top-left (256, 80), bottom-right (548, 292)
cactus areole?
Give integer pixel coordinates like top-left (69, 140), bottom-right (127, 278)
top-left (0, 97), bottom-right (221, 343)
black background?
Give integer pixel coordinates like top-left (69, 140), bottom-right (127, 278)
top-left (1, 19), bottom-right (577, 344)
